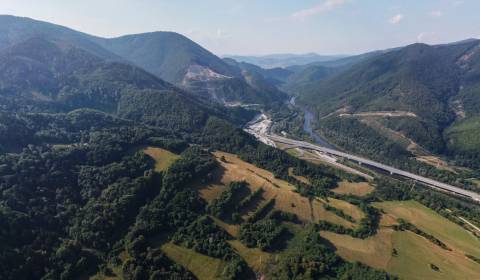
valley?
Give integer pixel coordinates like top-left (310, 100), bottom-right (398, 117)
top-left (244, 112), bottom-right (480, 203)
top-left (0, 12), bottom-right (479, 280)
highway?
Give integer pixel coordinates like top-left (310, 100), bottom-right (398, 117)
top-left (268, 134), bottom-right (480, 203)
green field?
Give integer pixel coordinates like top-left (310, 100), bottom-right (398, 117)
top-left (228, 240), bottom-right (273, 272)
top-left (375, 200), bottom-right (480, 257)
top-left (332, 181), bottom-right (375, 197)
top-left (322, 200), bottom-right (480, 280)
top-left (388, 231), bottom-right (480, 280)
top-left (161, 243), bottom-right (227, 280)
top-left (143, 146), bottom-right (180, 172)
top-left (445, 116), bottom-right (480, 151)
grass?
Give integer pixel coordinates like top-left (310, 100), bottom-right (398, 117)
top-left (89, 251), bottom-right (131, 280)
top-left (211, 216), bottom-right (240, 237)
top-left (320, 229), bottom-right (394, 269)
top-left (196, 152), bottom-right (358, 228)
top-left (161, 243), bottom-right (227, 280)
top-left (143, 147), bottom-right (179, 172)
top-left (322, 200), bottom-right (480, 280)
top-left (374, 200), bottom-right (480, 257)
top-left (445, 116), bottom-right (480, 151)
top-left (323, 198), bottom-right (365, 222)
top-left (387, 231), bottom-right (480, 280)
top-left (468, 178), bottom-right (480, 188)
top-left (228, 240), bottom-right (273, 272)
top-left (288, 167), bottom-right (311, 185)
top-left (332, 181), bottom-right (374, 197)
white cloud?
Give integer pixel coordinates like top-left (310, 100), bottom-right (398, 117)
top-left (417, 32), bottom-right (426, 42)
top-left (291, 0), bottom-right (349, 21)
top-left (416, 32), bottom-right (438, 43)
top-left (389, 14), bottom-right (404, 24)
top-left (215, 28), bottom-right (230, 39)
top-left (430, 10), bottom-right (443, 17)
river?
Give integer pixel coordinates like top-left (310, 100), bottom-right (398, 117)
top-left (290, 97), bottom-right (335, 149)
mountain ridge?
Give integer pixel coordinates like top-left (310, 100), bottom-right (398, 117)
top-left (296, 39), bottom-right (480, 167)
top-left (0, 15), bottom-right (286, 107)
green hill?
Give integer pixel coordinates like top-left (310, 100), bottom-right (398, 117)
top-left (296, 40), bottom-right (480, 167)
top-left (0, 36), bottom-right (250, 133)
top-left (0, 15), bottom-right (286, 107)
top-left (97, 32), bottom-right (286, 106)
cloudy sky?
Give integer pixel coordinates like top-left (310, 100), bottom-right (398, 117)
top-left (0, 0), bottom-right (478, 55)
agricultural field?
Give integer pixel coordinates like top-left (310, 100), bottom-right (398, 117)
top-left (143, 146), bottom-right (180, 172)
top-left (321, 200), bottom-right (480, 280)
top-left (332, 181), bottom-right (374, 197)
top-left (375, 200), bottom-right (480, 257)
top-left (323, 198), bottom-right (365, 222)
top-left (161, 243), bottom-right (227, 280)
top-left (197, 151), bottom-right (361, 228)
top-left (288, 167), bottom-right (311, 185)
top-left (228, 240), bottom-right (272, 272)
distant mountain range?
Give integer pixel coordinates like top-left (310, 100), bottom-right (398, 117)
top-left (225, 53), bottom-right (348, 69)
top-left (0, 15), bottom-right (479, 168)
top-left (0, 15), bottom-right (285, 107)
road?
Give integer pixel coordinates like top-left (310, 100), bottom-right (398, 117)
top-left (268, 134), bottom-right (480, 203)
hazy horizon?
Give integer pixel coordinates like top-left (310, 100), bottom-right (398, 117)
top-left (1, 0), bottom-right (479, 56)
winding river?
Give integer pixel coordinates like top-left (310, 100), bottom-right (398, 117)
top-left (290, 97), bottom-right (335, 149)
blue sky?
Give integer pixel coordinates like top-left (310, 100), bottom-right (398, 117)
top-left (1, 0), bottom-right (479, 55)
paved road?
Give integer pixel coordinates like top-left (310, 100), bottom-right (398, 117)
top-left (268, 134), bottom-right (480, 203)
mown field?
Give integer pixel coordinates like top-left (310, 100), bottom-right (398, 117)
top-left (143, 146), bottom-right (180, 172)
top-left (96, 148), bottom-right (479, 280)
top-left (198, 151), bottom-right (362, 228)
top-left (332, 181), bottom-right (374, 197)
top-left (321, 200), bottom-right (480, 280)
top-left (161, 243), bottom-right (227, 280)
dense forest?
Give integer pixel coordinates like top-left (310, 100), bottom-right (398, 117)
top-left (296, 40), bottom-right (480, 169)
top-left (0, 109), bottom-right (399, 279)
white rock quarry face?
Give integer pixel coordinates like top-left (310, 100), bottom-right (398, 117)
top-left (244, 113), bottom-right (276, 147)
top-left (183, 64), bottom-right (231, 83)
top-left (457, 43), bottom-right (480, 68)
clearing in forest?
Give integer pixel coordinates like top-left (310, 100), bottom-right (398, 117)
top-left (161, 243), bottom-right (226, 280)
top-left (143, 147), bottom-right (180, 172)
top-left (228, 240), bottom-right (273, 272)
top-left (332, 181), bottom-right (374, 197)
top-left (197, 151), bottom-right (360, 228)
top-left (375, 200), bottom-right (480, 257)
top-left (321, 200), bottom-right (480, 280)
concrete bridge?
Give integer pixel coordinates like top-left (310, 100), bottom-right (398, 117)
top-left (268, 134), bottom-right (480, 203)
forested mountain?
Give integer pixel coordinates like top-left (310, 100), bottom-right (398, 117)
top-left (225, 53), bottom-right (347, 69)
top-left (96, 31), bottom-right (286, 106)
top-left (0, 36), bottom-right (252, 133)
top-left (0, 15), bottom-right (286, 107)
top-left (0, 15), bottom-right (117, 60)
top-left (97, 32), bottom-right (235, 85)
top-left (296, 40), bottom-right (480, 167)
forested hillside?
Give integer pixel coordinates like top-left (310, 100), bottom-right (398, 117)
top-left (0, 35), bottom-right (253, 133)
top-left (0, 15), bottom-right (286, 107)
top-left (0, 110), bottom-right (395, 279)
top-left (296, 40), bottom-right (480, 168)
top-left (96, 31), bottom-right (287, 106)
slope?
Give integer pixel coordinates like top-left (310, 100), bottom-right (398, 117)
top-left (97, 32), bottom-right (287, 106)
top-left (0, 36), bottom-right (249, 132)
top-left (296, 40), bottom-right (480, 167)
